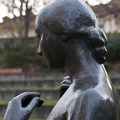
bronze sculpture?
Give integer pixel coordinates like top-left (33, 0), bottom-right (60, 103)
top-left (4, 0), bottom-right (119, 120)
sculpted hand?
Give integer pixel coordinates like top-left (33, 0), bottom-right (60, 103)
top-left (4, 92), bottom-right (44, 120)
top-left (60, 76), bottom-right (71, 97)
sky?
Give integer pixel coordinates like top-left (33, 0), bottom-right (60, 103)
top-left (88, 0), bottom-right (111, 5)
top-left (0, 0), bottom-right (111, 23)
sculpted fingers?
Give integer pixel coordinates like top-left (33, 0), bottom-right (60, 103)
top-left (60, 76), bottom-right (71, 97)
top-left (9, 92), bottom-right (43, 108)
top-left (61, 76), bottom-right (71, 88)
top-left (25, 97), bottom-right (44, 111)
top-left (4, 92), bottom-right (44, 120)
top-left (16, 92), bottom-right (41, 99)
top-left (20, 92), bottom-right (43, 107)
top-left (10, 92), bottom-right (41, 106)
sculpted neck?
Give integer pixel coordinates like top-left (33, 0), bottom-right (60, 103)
top-left (64, 38), bottom-right (105, 83)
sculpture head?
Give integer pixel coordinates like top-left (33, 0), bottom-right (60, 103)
top-left (35, 0), bottom-right (107, 69)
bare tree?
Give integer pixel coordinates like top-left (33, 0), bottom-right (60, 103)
top-left (0, 0), bottom-right (45, 39)
top-left (0, 0), bottom-right (109, 39)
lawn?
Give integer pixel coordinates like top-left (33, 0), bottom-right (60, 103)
top-left (0, 116), bottom-right (45, 120)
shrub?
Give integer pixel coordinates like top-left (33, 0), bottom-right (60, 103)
top-left (106, 34), bottom-right (120, 63)
top-left (2, 38), bottom-right (47, 71)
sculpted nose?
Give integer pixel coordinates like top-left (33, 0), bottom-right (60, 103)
top-left (37, 34), bottom-right (43, 56)
top-left (37, 46), bottom-right (43, 56)
top-left (37, 48), bottom-right (43, 56)
top-left (38, 50), bottom-right (43, 56)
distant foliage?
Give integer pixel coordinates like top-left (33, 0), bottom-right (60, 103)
top-left (106, 34), bottom-right (120, 63)
top-left (0, 34), bottom-right (120, 72)
top-left (1, 38), bottom-right (47, 72)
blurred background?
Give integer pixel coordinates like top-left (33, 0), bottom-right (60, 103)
top-left (0, 0), bottom-right (120, 120)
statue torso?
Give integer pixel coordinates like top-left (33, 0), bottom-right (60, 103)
top-left (47, 78), bottom-right (118, 120)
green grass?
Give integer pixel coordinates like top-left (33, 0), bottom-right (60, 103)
top-left (114, 86), bottom-right (120, 89)
top-left (0, 99), bottom-right (9, 104)
top-left (0, 117), bottom-right (3, 120)
top-left (29, 118), bottom-right (45, 120)
top-left (0, 99), bottom-right (58, 105)
top-left (44, 99), bottom-right (58, 105)
top-left (0, 116), bottom-right (45, 120)
top-left (0, 78), bottom-right (62, 82)
top-left (0, 87), bottom-right (59, 91)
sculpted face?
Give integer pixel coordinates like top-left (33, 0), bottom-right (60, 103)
top-left (35, 25), bottom-right (67, 69)
top-left (35, 0), bottom-right (103, 68)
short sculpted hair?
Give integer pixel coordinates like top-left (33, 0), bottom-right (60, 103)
top-left (36, 0), bottom-right (107, 64)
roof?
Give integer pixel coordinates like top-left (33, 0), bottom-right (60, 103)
top-left (91, 0), bottom-right (120, 17)
top-left (0, 68), bottom-right (22, 75)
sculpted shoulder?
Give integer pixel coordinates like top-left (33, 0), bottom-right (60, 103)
top-left (67, 89), bottom-right (114, 120)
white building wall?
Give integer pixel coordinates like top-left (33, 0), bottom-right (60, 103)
top-left (97, 15), bottom-right (120, 33)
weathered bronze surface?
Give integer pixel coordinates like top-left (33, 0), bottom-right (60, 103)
top-left (4, 0), bottom-right (119, 120)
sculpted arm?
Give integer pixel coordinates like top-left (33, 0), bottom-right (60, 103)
top-left (4, 92), bottom-right (44, 120)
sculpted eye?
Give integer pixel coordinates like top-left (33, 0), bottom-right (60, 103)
top-left (35, 29), bottom-right (41, 38)
top-left (61, 35), bottom-right (69, 42)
